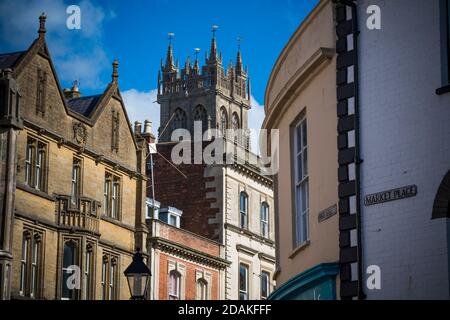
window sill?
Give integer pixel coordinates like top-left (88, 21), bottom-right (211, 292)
top-left (288, 240), bottom-right (310, 260)
top-left (436, 84), bottom-right (450, 95)
top-left (17, 183), bottom-right (54, 201)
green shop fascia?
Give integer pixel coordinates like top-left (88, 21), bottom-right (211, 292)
top-left (269, 263), bottom-right (339, 300)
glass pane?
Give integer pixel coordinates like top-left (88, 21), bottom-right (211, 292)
top-left (301, 184), bottom-right (307, 212)
top-left (302, 121), bottom-right (307, 148)
top-left (297, 154), bottom-right (302, 182)
top-left (239, 265), bottom-right (247, 291)
top-left (302, 212), bottom-right (308, 242)
top-left (296, 124), bottom-right (302, 152)
top-left (63, 243), bottom-right (75, 268)
top-left (303, 148), bottom-right (308, 177)
top-left (261, 273), bottom-right (268, 298)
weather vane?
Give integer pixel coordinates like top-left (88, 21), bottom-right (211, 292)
top-left (168, 32), bottom-right (175, 45)
top-left (212, 25), bottom-right (219, 38)
top-left (194, 48), bottom-right (201, 60)
top-left (237, 36), bottom-right (243, 49)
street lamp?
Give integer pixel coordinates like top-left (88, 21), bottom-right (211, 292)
top-left (124, 248), bottom-right (151, 300)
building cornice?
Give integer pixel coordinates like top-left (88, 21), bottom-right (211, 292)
top-left (149, 236), bottom-right (230, 269)
top-left (263, 47), bottom-right (335, 129)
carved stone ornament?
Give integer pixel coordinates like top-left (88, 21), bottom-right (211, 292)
top-left (73, 122), bottom-right (87, 144)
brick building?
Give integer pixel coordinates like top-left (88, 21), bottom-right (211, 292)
top-left (149, 34), bottom-right (276, 300)
top-left (0, 15), bottom-right (148, 300)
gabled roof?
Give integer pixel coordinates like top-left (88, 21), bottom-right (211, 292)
top-left (0, 15), bottom-right (140, 150)
top-left (66, 94), bottom-right (102, 117)
top-left (0, 51), bottom-right (26, 69)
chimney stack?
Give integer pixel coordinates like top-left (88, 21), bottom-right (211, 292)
top-left (141, 119), bottom-right (156, 143)
top-left (134, 121), bottom-right (142, 135)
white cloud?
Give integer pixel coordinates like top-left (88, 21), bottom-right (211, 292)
top-left (122, 89), bottom-right (160, 139)
top-left (248, 95), bottom-right (266, 154)
top-left (0, 0), bottom-right (114, 91)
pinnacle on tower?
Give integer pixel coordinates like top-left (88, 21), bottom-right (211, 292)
top-left (164, 32), bottom-right (176, 71)
top-left (208, 25), bottom-right (219, 63)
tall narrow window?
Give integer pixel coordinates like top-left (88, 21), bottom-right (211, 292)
top-left (62, 241), bottom-right (78, 300)
top-left (19, 234), bottom-right (29, 296)
top-left (104, 173), bottom-right (120, 220)
top-left (83, 245), bottom-right (93, 300)
top-left (239, 263), bottom-right (249, 300)
top-left (25, 141), bottom-right (33, 186)
top-left (261, 202), bottom-right (269, 238)
top-left (111, 180), bottom-right (119, 219)
top-left (30, 236), bottom-right (39, 298)
top-left (101, 257), bottom-right (107, 300)
top-left (101, 254), bottom-right (118, 300)
top-left (293, 117), bottom-right (309, 246)
top-left (171, 108), bottom-right (187, 132)
top-left (220, 107), bottom-right (228, 136)
top-left (193, 105), bottom-right (208, 133)
top-left (25, 137), bottom-right (47, 191)
top-left (109, 258), bottom-right (117, 300)
top-left (239, 192), bottom-right (248, 229)
top-left (196, 279), bottom-right (208, 300)
top-left (19, 230), bottom-right (42, 298)
top-left (168, 270), bottom-right (181, 300)
top-left (71, 158), bottom-right (82, 206)
top-left (261, 271), bottom-right (270, 300)
top-left (232, 112), bottom-right (240, 144)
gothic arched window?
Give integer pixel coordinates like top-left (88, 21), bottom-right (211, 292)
top-left (171, 108), bottom-right (187, 131)
top-left (220, 107), bottom-right (228, 135)
top-left (232, 112), bottom-right (240, 130)
top-left (193, 105), bottom-right (208, 133)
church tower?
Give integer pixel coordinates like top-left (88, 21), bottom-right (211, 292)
top-left (157, 29), bottom-right (252, 148)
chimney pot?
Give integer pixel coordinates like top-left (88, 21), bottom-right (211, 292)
top-left (134, 121), bottom-right (142, 135)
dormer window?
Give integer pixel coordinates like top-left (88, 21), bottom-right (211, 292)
top-left (146, 198), bottom-right (160, 219)
top-left (159, 207), bottom-right (182, 228)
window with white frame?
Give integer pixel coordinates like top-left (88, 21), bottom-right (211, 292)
top-left (293, 117), bottom-right (309, 246)
top-left (261, 271), bottom-right (270, 300)
top-left (261, 202), bottom-right (269, 238)
top-left (196, 278), bottom-right (208, 300)
top-left (20, 230), bottom-right (42, 298)
top-left (71, 158), bottom-right (82, 206)
top-left (239, 192), bottom-right (248, 229)
top-left (239, 263), bottom-right (249, 300)
top-left (101, 253), bottom-right (118, 300)
top-left (83, 244), bottom-right (94, 300)
top-left (104, 172), bottom-right (121, 220)
top-left (169, 270), bottom-right (181, 300)
top-left (24, 137), bottom-right (47, 191)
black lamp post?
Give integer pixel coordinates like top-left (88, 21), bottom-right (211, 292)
top-left (124, 248), bottom-right (151, 300)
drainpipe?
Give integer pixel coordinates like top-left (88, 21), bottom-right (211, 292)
top-left (338, 0), bottom-right (366, 300)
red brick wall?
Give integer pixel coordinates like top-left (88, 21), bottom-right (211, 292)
top-left (158, 222), bottom-right (220, 256)
top-left (158, 252), bottom-right (220, 300)
top-left (149, 142), bottom-right (220, 240)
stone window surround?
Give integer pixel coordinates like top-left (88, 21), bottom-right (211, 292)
top-left (195, 269), bottom-right (212, 300)
top-left (19, 226), bottom-right (44, 299)
top-left (167, 259), bottom-right (186, 300)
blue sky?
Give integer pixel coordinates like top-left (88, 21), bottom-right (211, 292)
top-left (0, 0), bottom-right (319, 138)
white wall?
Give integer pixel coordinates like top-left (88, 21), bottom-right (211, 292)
top-left (358, 0), bottom-right (450, 299)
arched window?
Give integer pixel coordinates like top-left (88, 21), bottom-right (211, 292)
top-left (196, 278), bottom-right (208, 300)
top-left (220, 107), bottom-right (228, 135)
top-left (232, 112), bottom-right (240, 130)
top-left (240, 192), bottom-right (248, 229)
top-left (168, 270), bottom-right (181, 300)
top-left (171, 108), bottom-right (187, 131)
top-left (432, 170), bottom-right (450, 219)
top-left (193, 105), bottom-right (208, 133)
top-left (261, 202), bottom-right (269, 238)
top-left (62, 241), bottom-right (78, 300)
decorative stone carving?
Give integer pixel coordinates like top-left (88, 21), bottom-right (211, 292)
top-left (73, 122), bottom-right (87, 144)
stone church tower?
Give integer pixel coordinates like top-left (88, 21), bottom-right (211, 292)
top-left (150, 32), bottom-right (276, 300)
top-left (157, 32), bottom-right (251, 148)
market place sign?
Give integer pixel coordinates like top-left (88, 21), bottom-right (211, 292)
top-left (364, 185), bottom-right (418, 206)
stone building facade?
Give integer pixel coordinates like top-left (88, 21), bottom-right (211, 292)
top-left (150, 35), bottom-right (276, 300)
top-left (0, 15), bottom-right (148, 300)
